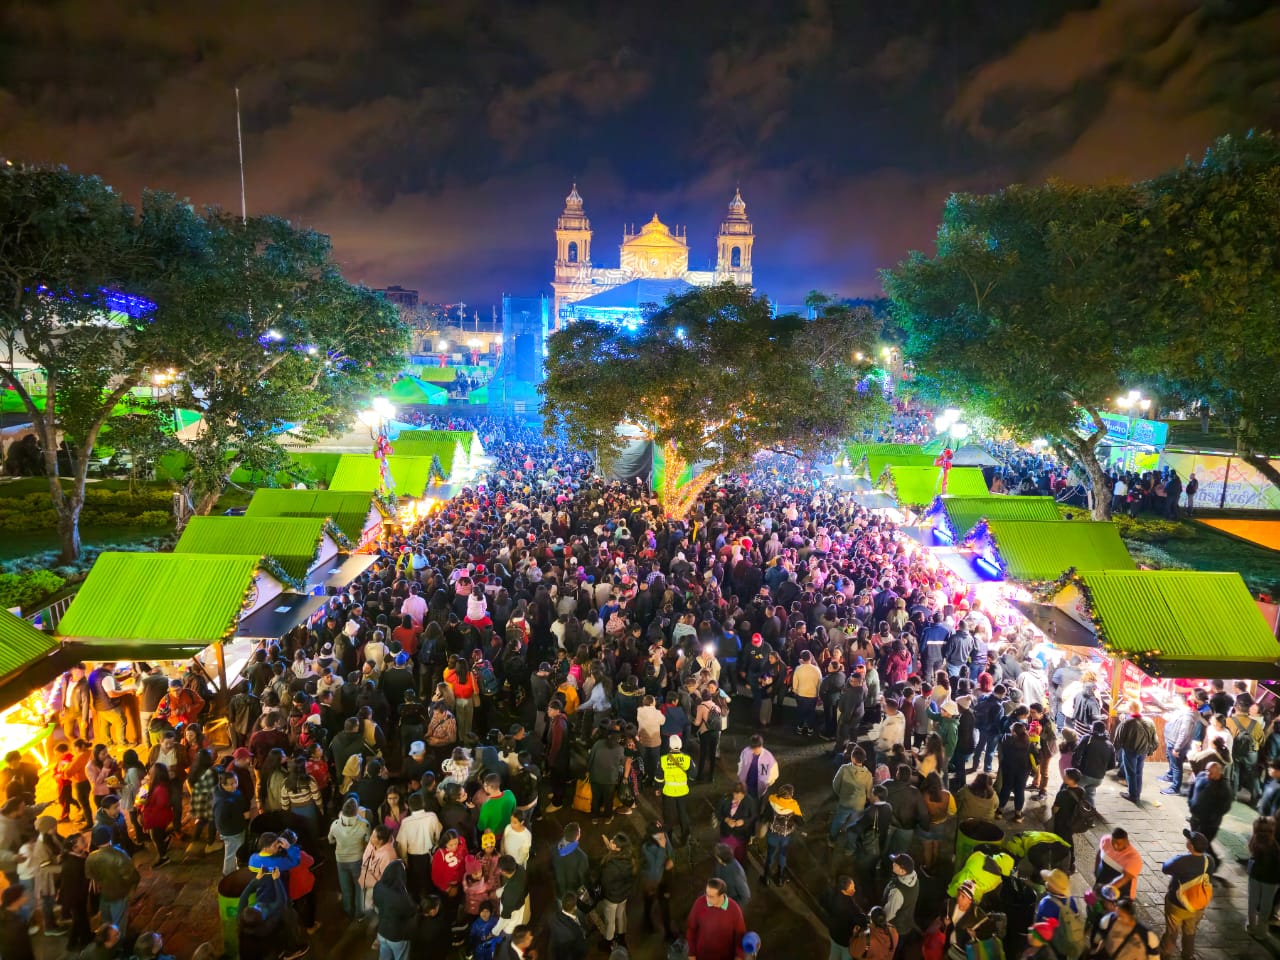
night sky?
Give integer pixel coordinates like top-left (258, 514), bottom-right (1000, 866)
top-left (1, 0), bottom-right (1277, 307)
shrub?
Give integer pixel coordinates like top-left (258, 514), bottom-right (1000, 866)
top-left (0, 569), bottom-right (66, 612)
top-left (1124, 540), bottom-right (1194, 571)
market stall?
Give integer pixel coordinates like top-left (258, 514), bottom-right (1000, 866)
top-left (244, 489), bottom-right (386, 552)
top-left (175, 516), bottom-right (343, 589)
top-left (927, 495), bottom-right (1059, 544)
top-left (878, 465), bottom-right (990, 509)
top-left (0, 611), bottom-right (74, 765)
top-left (963, 520), bottom-right (1135, 581)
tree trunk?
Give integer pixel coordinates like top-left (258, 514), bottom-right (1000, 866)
top-left (56, 500), bottom-right (83, 565)
top-left (656, 441), bottom-right (715, 518)
top-left (1063, 407), bottom-right (1111, 521)
top-left (195, 486), bottom-right (224, 517)
top-left (1199, 402), bottom-right (1210, 435)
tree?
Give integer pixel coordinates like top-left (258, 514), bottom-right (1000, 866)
top-left (159, 215), bottom-right (408, 515)
top-left (0, 164), bottom-right (206, 560)
top-left (540, 283), bottom-right (884, 516)
top-left (883, 182), bottom-right (1149, 519)
top-left (1140, 132), bottom-right (1280, 491)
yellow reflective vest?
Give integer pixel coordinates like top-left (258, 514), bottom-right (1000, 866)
top-left (660, 752), bottom-right (690, 797)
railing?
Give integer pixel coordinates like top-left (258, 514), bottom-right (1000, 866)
top-left (25, 595), bottom-right (73, 631)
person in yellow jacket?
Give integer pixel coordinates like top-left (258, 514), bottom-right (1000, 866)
top-left (656, 735), bottom-right (695, 846)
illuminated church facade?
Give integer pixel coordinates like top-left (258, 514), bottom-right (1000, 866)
top-left (551, 184), bottom-right (754, 329)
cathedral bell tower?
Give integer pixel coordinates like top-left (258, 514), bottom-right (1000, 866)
top-left (552, 183), bottom-right (593, 328)
top-left (715, 188), bottom-right (753, 285)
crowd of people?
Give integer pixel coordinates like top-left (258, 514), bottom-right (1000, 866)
top-left (0, 412), bottom-right (1267, 960)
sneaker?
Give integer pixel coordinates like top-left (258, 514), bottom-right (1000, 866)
top-left (1156, 774), bottom-right (1172, 782)
top-left (1160, 787), bottom-right (1181, 796)
top-left (44, 927), bottom-right (68, 937)
top-left (205, 842), bottom-right (224, 855)
top-left (282, 947), bottom-right (310, 960)
top-left (545, 803), bottom-right (563, 813)
top-left (1012, 812), bottom-right (1024, 823)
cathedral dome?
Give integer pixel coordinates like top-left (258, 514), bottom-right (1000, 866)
top-left (725, 188), bottom-right (747, 220)
top-left (640, 213), bottom-right (670, 235)
top-left (564, 183), bottom-right (584, 210)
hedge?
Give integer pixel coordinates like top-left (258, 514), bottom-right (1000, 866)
top-left (0, 569), bottom-right (66, 612)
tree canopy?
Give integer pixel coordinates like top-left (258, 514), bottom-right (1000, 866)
top-left (0, 163), bottom-right (407, 559)
top-left (883, 181), bottom-right (1148, 518)
top-left (541, 283), bottom-right (885, 515)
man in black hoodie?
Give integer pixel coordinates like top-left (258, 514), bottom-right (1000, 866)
top-left (552, 822), bottom-right (591, 901)
top-left (374, 860), bottom-right (418, 959)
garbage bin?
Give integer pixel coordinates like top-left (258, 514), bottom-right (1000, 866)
top-left (955, 817), bottom-right (1004, 865)
top-left (217, 892), bottom-right (239, 959)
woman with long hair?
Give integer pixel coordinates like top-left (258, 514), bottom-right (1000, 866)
top-left (258, 748), bottom-right (288, 813)
top-left (916, 732), bottom-right (948, 780)
top-left (140, 763), bottom-right (175, 866)
top-left (919, 771), bottom-right (956, 871)
top-left (996, 721), bottom-right (1033, 822)
top-left (185, 748), bottom-right (218, 851)
top-left (379, 784), bottom-right (406, 835)
top-left (1247, 816), bottom-right (1280, 934)
top-left (955, 772), bottom-right (999, 823)
top-left (280, 756), bottom-right (323, 838)
top-left (443, 657), bottom-right (476, 742)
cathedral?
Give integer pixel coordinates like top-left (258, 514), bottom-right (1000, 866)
top-left (551, 184), bottom-right (754, 329)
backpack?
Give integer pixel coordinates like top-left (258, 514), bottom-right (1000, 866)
top-left (475, 661), bottom-right (499, 697)
top-left (1176, 859), bottom-right (1213, 912)
top-left (704, 703), bottom-right (723, 732)
top-left (1230, 716), bottom-right (1259, 764)
top-left (1049, 895), bottom-right (1086, 960)
top-left (1067, 787), bottom-right (1096, 834)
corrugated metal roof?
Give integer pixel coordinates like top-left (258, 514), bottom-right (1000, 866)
top-left (244, 489), bottom-right (379, 542)
top-left (1078, 570), bottom-right (1280, 676)
top-left (0, 609), bottom-right (59, 682)
top-left (397, 429), bottom-right (478, 458)
top-left (57, 553), bottom-right (260, 645)
top-left (388, 377), bottom-right (449, 405)
top-left (981, 520), bottom-right (1135, 580)
top-left (845, 443), bottom-right (924, 466)
top-left (865, 452), bottom-right (936, 479)
top-left (938, 496), bottom-right (1060, 540)
top-left (175, 516), bottom-right (328, 580)
top-left (881, 465), bottom-right (988, 505)
top-left (384, 440), bottom-right (460, 479)
top-left (328, 455), bottom-right (438, 496)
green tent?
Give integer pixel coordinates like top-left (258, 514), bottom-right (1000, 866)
top-left (1064, 570), bottom-right (1280, 679)
top-left (387, 376), bottom-right (449, 406)
top-left (976, 520), bottom-right (1135, 581)
top-left (879, 465), bottom-right (989, 506)
top-left (328, 455), bottom-right (439, 496)
top-left (930, 495), bottom-right (1060, 542)
top-left (244, 489), bottom-right (380, 544)
top-left (175, 516), bottom-right (331, 581)
top-left (57, 553), bottom-right (261, 658)
top-left (865, 452), bottom-right (936, 479)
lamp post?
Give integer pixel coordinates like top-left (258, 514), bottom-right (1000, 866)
top-left (1114, 389), bottom-right (1150, 471)
top-left (151, 368), bottom-right (180, 432)
top-left (932, 408), bottom-right (969, 494)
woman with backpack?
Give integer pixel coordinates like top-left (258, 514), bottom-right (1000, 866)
top-left (693, 689), bottom-right (724, 785)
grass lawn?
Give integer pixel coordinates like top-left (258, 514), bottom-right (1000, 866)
top-left (0, 477), bottom-right (176, 497)
top-left (1159, 521), bottom-right (1280, 594)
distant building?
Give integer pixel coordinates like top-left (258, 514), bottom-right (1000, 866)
top-left (378, 285), bottom-right (420, 309)
top-left (551, 184), bottom-right (754, 329)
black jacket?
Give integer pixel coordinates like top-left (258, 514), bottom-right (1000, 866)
top-left (499, 865), bottom-right (529, 918)
top-left (819, 888), bottom-right (868, 945)
top-left (552, 844), bottom-right (591, 899)
top-left (598, 854), bottom-right (636, 903)
top-left (547, 910), bottom-right (588, 960)
top-left (373, 863), bottom-right (419, 942)
top-left (1073, 734), bottom-right (1115, 780)
top-left (1188, 773), bottom-right (1234, 828)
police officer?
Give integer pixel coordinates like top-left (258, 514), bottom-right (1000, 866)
top-left (657, 734), bottom-right (695, 846)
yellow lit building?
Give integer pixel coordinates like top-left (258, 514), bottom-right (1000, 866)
top-left (551, 184), bottom-right (754, 328)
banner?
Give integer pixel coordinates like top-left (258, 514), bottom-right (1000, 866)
top-left (1161, 452), bottom-right (1280, 511)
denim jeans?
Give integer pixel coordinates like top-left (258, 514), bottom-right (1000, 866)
top-left (378, 935), bottom-right (411, 960)
top-left (1119, 750), bottom-right (1146, 800)
top-left (1166, 744), bottom-right (1187, 792)
top-left (830, 803), bottom-right (862, 841)
top-left (975, 730), bottom-right (999, 772)
top-left (828, 939), bottom-right (852, 960)
top-left (1078, 774), bottom-right (1101, 804)
top-left (101, 896), bottom-right (128, 934)
top-left (221, 831), bottom-right (245, 877)
top-left (338, 859), bottom-right (363, 918)
top-left (1249, 877), bottom-right (1279, 927)
top-left (795, 696), bottom-right (818, 731)
top-left (765, 832), bottom-right (791, 874)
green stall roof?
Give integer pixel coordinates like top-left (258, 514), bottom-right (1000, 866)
top-left (175, 516), bottom-right (329, 581)
top-left (843, 442), bottom-right (924, 468)
top-left (932, 496), bottom-right (1060, 541)
top-left (980, 520), bottom-right (1135, 581)
top-left (396, 429), bottom-right (480, 459)
top-left (0, 610), bottom-right (59, 683)
top-left (1073, 570), bottom-right (1280, 679)
top-left (57, 553), bottom-right (260, 653)
top-left (328, 455), bottom-right (438, 496)
top-left (879, 465), bottom-right (989, 506)
top-left (244, 489), bottom-right (379, 543)
top-left (865, 452), bottom-right (936, 479)
top-left (383, 439), bottom-right (461, 479)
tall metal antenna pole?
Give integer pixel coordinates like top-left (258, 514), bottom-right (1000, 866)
top-left (235, 87), bottom-right (247, 223)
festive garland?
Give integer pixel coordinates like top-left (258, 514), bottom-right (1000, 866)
top-left (1032, 569), bottom-right (1167, 678)
top-left (323, 519), bottom-right (355, 552)
top-left (257, 554), bottom-right (308, 594)
top-left (1029, 566), bottom-right (1079, 603)
top-left (222, 568), bottom-right (263, 641)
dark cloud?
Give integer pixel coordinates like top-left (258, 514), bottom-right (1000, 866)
top-left (0, 0), bottom-right (1277, 306)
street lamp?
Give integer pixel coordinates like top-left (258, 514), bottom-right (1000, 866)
top-left (360, 397), bottom-right (397, 494)
top-left (1114, 389), bottom-right (1151, 469)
